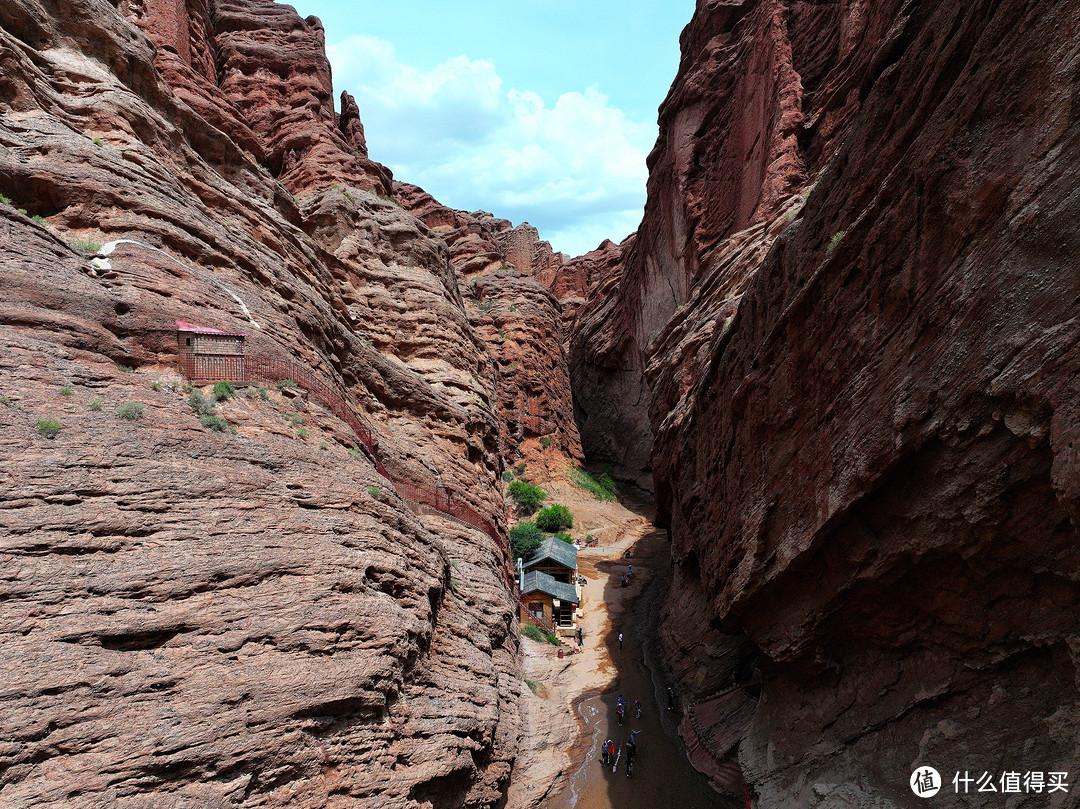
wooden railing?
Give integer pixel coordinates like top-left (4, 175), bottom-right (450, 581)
top-left (178, 345), bottom-right (509, 574)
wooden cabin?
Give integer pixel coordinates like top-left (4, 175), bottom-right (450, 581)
top-left (519, 538), bottom-right (580, 636)
top-left (176, 320), bottom-right (246, 382)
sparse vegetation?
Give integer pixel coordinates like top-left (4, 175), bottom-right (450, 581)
top-left (521, 623), bottom-right (560, 646)
top-left (115, 401), bottom-right (144, 421)
top-left (367, 484), bottom-right (384, 501)
top-left (149, 380), bottom-right (162, 391)
top-left (827, 229), bottom-right (846, 257)
top-left (276, 378), bottom-right (298, 391)
top-left (508, 479), bottom-right (547, 514)
top-left (188, 390), bottom-right (214, 415)
top-left (501, 470), bottom-right (514, 482)
top-left (88, 397), bottom-right (103, 412)
top-left (319, 442), bottom-right (329, 451)
top-left (524, 678), bottom-right (542, 694)
top-left (539, 435), bottom-right (554, 449)
top-left (0, 394), bottom-right (11, 407)
top-left (284, 412), bottom-right (305, 426)
top-left (36, 418), bottom-right (62, 439)
top-left (212, 380), bottom-right (235, 401)
top-left (296, 428), bottom-right (308, 439)
top-left (514, 462), bottom-right (527, 476)
top-left (199, 414), bottom-right (229, 432)
top-left (31, 214), bottom-right (45, 225)
top-left (535, 504), bottom-right (573, 532)
top-left (258, 387), bottom-right (269, 401)
top-left (117, 364), bottom-right (134, 373)
top-left (554, 532), bottom-right (574, 544)
top-left (93, 137), bottom-right (103, 146)
top-left (568, 467), bottom-right (618, 502)
top-left (478, 300), bottom-right (494, 313)
top-left (510, 521), bottom-right (544, 561)
top-left (69, 239), bottom-right (102, 255)
top-left (0, 193), bottom-right (9, 205)
top-left (348, 447), bottom-right (364, 461)
top-left (59, 385), bottom-right (73, 397)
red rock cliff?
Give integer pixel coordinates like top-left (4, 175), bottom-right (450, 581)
top-left (0, 1), bottom-right (521, 806)
top-left (570, 0), bottom-right (1080, 805)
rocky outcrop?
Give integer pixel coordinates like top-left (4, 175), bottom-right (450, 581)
top-left (0, 1), bottom-right (520, 806)
top-left (394, 182), bottom-right (582, 464)
top-left (569, 0), bottom-right (1080, 805)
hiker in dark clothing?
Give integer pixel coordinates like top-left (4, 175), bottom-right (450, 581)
top-left (618, 631), bottom-right (624, 649)
top-left (625, 730), bottom-right (639, 776)
top-left (634, 698), bottom-right (642, 719)
top-left (666, 686), bottom-right (675, 711)
top-left (601, 737), bottom-right (613, 767)
top-left (576, 626), bottom-right (583, 647)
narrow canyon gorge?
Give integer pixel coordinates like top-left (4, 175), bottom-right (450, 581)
top-left (0, 1), bottom-right (1077, 808)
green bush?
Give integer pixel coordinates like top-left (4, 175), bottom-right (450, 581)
top-left (539, 435), bottom-right (554, 449)
top-left (93, 137), bottom-right (103, 146)
top-left (296, 428), bottom-right (308, 439)
top-left (510, 522), bottom-right (543, 561)
top-left (258, 387), bottom-right (269, 401)
top-left (276, 378), bottom-right (298, 391)
top-left (508, 479), bottom-right (547, 514)
top-left (211, 380), bottom-right (235, 401)
top-left (115, 402), bottom-right (144, 421)
top-left (535, 504), bottom-right (573, 532)
top-left (36, 418), bottom-right (62, 438)
top-left (199, 414), bottom-right (229, 432)
top-left (88, 397), bottom-right (103, 412)
top-left (188, 390), bottom-right (214, 415)
top-left (568, 467), bottom-right (617, 502)
top-left (367, 484), bottom-right (384, 501)
top-left (524, 677), bottom-right (542, 694)
top-left (521, 623), bottom-right (560, 646)
top-left (149, 380), bottom-right (162, 391)
top-left (554, 532), bottom-right (574, 544)
top-left (827, 230), bottom-right (846, 257)
top-left (284, 412), bottom-right (305, 426)
top-left (69, 239), bottom-right (102, 255)
top-left (59, 385), bottom-right (73, 397)
top-left (0, 394), bottom-right (12, 407)
top-left (501, 470), bottom-right (514, 482)
top-left (514, 462), bottom-right (527, 476)
top-left (117, 364), bottom-right (134, 373)
top-left (0, 193), bottom-right (9, 205)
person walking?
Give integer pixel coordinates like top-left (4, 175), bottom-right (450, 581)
top-left (625, 730), bottom-right (639, 777)
top-left (601, 738), bottom-right (613, 767)
top-left (606, 738), bottom-right (616, 770)
top-left (618, 631), bottom-right (624, 650)
top-left (634, 698), bottom-right (642, 719)
top-left (576, 626), bottom-right (583, 647)
top-left (666, 686), bottom-right (675, 712)
top-left (616, 693), bottom-right (626, 726)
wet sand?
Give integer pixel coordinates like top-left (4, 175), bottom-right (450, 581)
top-left (544, 529), bottom-right (728, 809)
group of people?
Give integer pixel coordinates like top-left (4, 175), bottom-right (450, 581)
top-left (600, 693), bottom-right (644, 777)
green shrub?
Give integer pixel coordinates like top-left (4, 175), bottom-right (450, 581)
top-left (92, 137), bottom-right (103, 146)
top-left (535, 504), bottom-right (573, 532)
top-left (514, 462), bottom-right (527, 476)
top-left (348, 447), bottom-right (364, 460)
top-left (501, 470), bottom-right (514, 482)
top-left (284, 412), bottom-right (305, 426)
top-left (16, 208), bottom-right (27, 216)
top-left (36, 418), bottom-right (62, 438)
top-left (88, 397), bottom-right (103, 412)
top-left (149, 380), bottom-right (162, 391)
top-left (258, 387), bottom-right (269, 401)
top-left (510, 521), bottom-right (543, 561)
top-left (568, 467), bottom-right (617, 502)
top-left (70, 239), bottom-right (102, 255)
top-left (188, 390), bottom-right (214, 415)
top-left (211, 380), bottom-right (235, 401)
top-left (115, 402), bottom-right (144, 421)
top-left (276, 378), bottom-right (298, 391)
top-left (31, 214), bottom-right (45, 225)
top-left (367, 484), bottom-right (383, 501)
top-left (59, 385), bottom-right (73, 397)
top-left (319, 442), bottom-right (329, 451)
top-left (117, 364), bottom-right (134, 373)
top-left (524, 677), bottom-right (542, 694)
top-left (539, 435), bottom-right (554, 449)
top-left (554, 532), bottom-right (574, 544)
top-left (521, 623), bottom-right (560, 646)
top-left (296, 428), bottom-right (308, 439)
top-left (0, 394), bottom-right (11, 407)
top-left (508, 479), bottom-right (547, 514)
top-left (478, 300), bottom-right (494, 313)
top-left (0, 193), bottom-right (9, 205)
top-left (199, 414), bottom-right (229, 432)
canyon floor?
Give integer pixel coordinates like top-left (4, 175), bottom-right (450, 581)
top-left (507, 467), bottom-right (720, 809)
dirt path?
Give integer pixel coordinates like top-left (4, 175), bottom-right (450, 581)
top-left (507, 473), bottom-right (721, 809)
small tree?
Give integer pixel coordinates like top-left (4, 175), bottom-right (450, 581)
top-left (212, 380), bottom-right (235, 401)
top-left (535, 504), bottom-right (573, 532)
top-left (508, 479), bottom-right (546, 514)
top-left (510, 522), bottom-right (543, 561)
top-left (115, 402), bottom-right (144, 421)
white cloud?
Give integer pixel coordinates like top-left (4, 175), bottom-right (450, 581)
top-left (326, 35), bottom-right (651, 256)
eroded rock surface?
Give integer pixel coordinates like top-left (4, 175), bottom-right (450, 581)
top-left (0, 1), bottom-right (520, 806)
top-left (568, 0), bottom-right (1080, 805)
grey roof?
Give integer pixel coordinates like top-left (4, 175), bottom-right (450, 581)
top-left (523, 537), bottom-right (577, 571)
top-left (520, 570), bottom-right (578, 603)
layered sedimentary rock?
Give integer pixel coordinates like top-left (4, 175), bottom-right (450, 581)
top-left (569, 0), bottom-right (1080, 805)
top-left (0, 1), bottom-right (520, 806)
top-left (395, 182), bottom-right (583, 463)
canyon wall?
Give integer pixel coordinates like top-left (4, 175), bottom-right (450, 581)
top-left (0, 1), bottom-right (525, 806)
top-left (570, 0), bottom-right (1080, 805)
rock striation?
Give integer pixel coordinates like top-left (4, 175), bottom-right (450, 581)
top-left (567, 0), bottom-right (1080, 805)
top-left (0, 0), bottom-right (523, 806)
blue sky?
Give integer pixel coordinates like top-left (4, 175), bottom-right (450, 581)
top-left (286, 1), bottom-right (694, 255)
